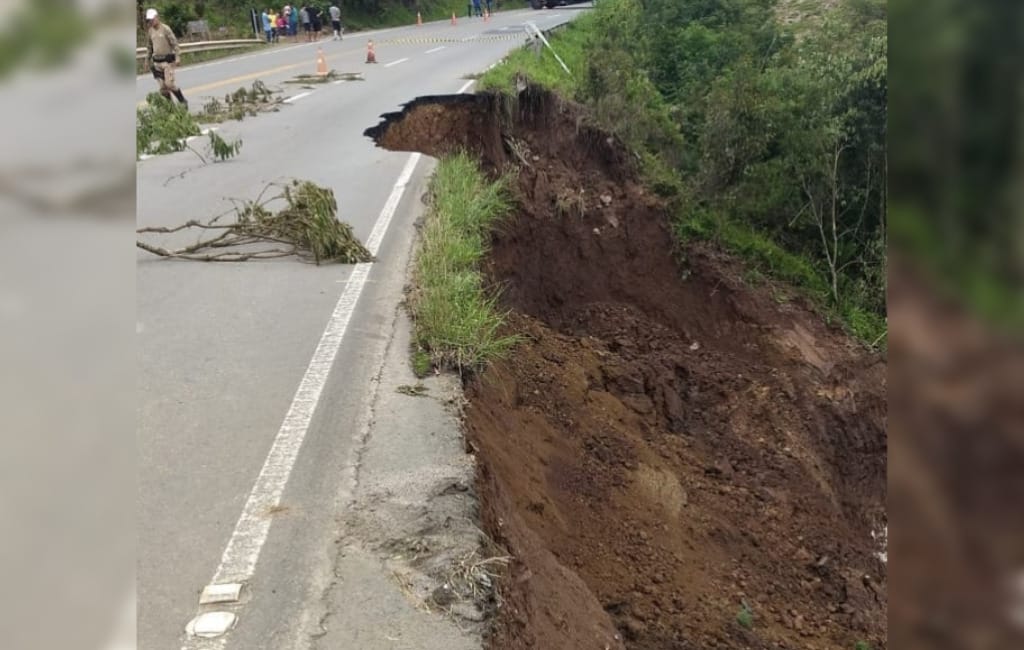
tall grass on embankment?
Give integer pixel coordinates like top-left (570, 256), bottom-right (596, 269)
top-left (411, 153), bottom-right (519, 375)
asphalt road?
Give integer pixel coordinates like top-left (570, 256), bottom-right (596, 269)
top-left (137, 6), bottom-right (585, 650)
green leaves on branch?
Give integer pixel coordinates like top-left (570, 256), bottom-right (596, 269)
top-left (209, 131), bottom-right (242, 161)
top-left (136, 181), bottom-right (372, 264)
top-left (137, 93), bottom-right (201, 157)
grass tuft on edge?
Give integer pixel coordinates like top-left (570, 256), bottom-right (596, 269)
top-left (411, 153), bottom-right (520, 374)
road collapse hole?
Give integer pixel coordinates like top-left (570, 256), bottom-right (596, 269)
top-left (365, 86), bottom-right (887, 650)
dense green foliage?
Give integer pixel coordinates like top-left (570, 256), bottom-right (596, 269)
top-left (482, 0), bottom-right (887, 343)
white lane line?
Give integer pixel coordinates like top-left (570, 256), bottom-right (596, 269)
top-left (284, 91), bottom-right (313, 103)
top-left (457, 79), bottom-right (475, 94)
top-left (425, 46), bottom-right (446, 54)
top-left (384, 57), bottom-right (409, 68)
top-left (180, 152), bottom-right (422, 648)
top-left (332, 79), bottom-right (346, 85)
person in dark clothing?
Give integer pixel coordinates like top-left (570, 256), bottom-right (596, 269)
top-left (472, 0), bottom-right (482, 17)
top-left (308, 5), bottom-right (322, 41)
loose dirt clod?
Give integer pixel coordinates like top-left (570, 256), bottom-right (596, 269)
top-left (366, 87), bottom-right (887, 650)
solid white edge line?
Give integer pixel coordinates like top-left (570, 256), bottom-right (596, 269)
top-left (425, 46), bottom-right (446, 54)
top-left (384, 57), bottom-right (409, 68)
top-left (283, 90), bottom-right (313, 103)
top-left (180, 152), bottom-right (421, 649)
top-left (457, 79), bottom-right (475, 94)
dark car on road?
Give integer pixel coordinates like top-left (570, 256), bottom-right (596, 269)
top-left (531, 0), bottom-right (591, 8)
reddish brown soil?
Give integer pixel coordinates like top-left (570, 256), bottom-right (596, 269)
top-left (888, 265), bottom-right (1024, 649)
top-left (367, 88), bottom-right (887, 650)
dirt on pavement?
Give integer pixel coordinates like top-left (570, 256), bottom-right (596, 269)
top-left (366, 87), bottom-right (887, 650)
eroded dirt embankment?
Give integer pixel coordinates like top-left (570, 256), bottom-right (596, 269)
top-left (366, 88), bottom-right (887, 650)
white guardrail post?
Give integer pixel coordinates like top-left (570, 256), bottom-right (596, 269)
top-left (525, 22), bottom-right (571, 76)
top-left (136, 39), bottom-right (265, 61)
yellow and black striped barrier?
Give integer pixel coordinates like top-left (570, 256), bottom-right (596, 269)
top-left (379, 34), bottom-right (525, 45)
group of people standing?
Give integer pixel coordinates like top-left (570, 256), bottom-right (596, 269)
top-left (262, 5), bottom-right (343, 43)
top-left (469, 0), bottom-right (495, 17)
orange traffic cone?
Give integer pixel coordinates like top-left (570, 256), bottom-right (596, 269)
top-left (316, 47), bottom-right (327, 76)
top-left (365, 40), bottom-right (377, 64)
top-left (417, 11), bottom-right (422, 26)
top-left (451, 12), bottom-right (457, 26)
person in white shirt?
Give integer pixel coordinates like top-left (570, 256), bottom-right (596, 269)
top-left (329, 5), bottom-right (342, 40)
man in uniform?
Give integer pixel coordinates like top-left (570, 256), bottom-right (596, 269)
top-left (145, 8), bottom-right (188, 109)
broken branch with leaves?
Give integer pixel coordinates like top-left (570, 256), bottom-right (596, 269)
top-left (137, 181), bottom-right (373, 264)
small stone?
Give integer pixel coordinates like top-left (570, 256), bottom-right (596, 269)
top-left (600, 193), bottom-right (613, 206)
top-left (593, 227), bottom-right (601, 235)
top-left (430, 584), bottom-right (457, 607)
top-left (793, 614), bottom-right (804, 630)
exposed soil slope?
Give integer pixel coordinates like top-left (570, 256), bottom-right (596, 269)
top-left (366, 88), bottom-right (887, 650)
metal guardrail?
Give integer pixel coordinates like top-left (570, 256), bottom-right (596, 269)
top-left (135, 39), bottom-right (265, 61)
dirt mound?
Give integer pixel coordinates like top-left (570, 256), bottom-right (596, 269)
top-left (367, 88), bottom-right (887, 650)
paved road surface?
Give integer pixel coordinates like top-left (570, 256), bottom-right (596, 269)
top-left (138, 6), bottom-right (586, 650)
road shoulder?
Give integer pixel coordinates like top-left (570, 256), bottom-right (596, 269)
top-left (313, 284), bottom-right (486, 650)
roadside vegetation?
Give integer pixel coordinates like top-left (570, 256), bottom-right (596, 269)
top-left (480, 0), bottom-right (887, 345)
top-left (411, 153), bottom-right (519, 375)
top-left (137, 1), bottom-right (527, 42)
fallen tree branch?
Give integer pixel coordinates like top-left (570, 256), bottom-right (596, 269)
top-left (137, 180), bottom-right (373, 264)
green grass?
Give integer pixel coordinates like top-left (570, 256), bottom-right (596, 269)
top-left (411, 153), bottom-right (520, 374)
top-left (478, 20), bottom-right (590, 96)
top-left (854, 642), bottom-right (873, 650)
top-left (676, 208), bottom-right (829, 298)
top-left (676, 207), bottom-right (888, 346)
top-left (891, 202), bottom-right (1024, 335)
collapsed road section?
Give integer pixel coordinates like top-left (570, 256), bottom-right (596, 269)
top-left (366, 87), bottom-right (887, 650)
